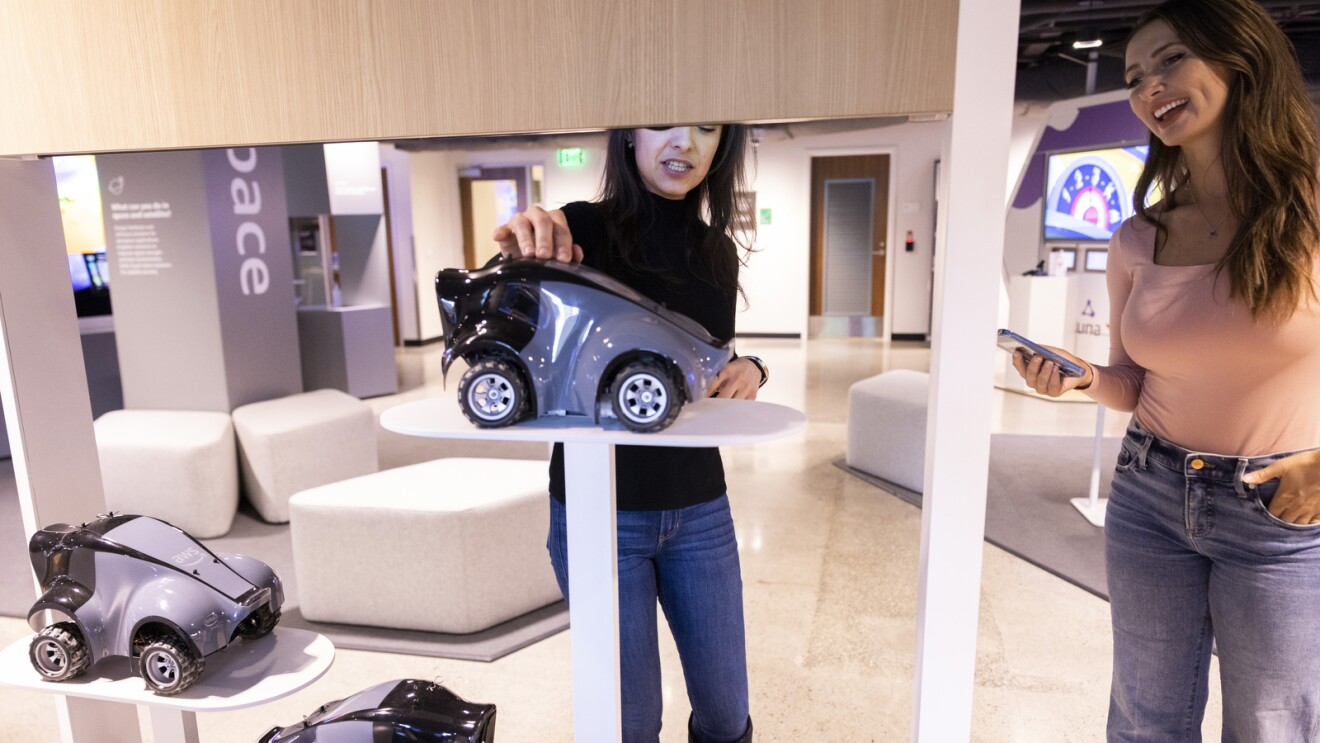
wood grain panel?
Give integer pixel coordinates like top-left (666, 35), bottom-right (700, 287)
top-left (0, 0), bottom-right (956, 157)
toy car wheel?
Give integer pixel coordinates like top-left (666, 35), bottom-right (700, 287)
top-left (611, 361), bottom-right (683, 433)
top-left (458, 359), bottom-right (528, 427)
top-left (238, 605), bottom-right (281, 639)
top-left (29, 623), bottom-right (90, 682)
top-left (139, 635), bottom-right (204, 695)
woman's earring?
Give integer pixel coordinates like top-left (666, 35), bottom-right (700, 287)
top-left (625, 138), bottom-right (634, 149)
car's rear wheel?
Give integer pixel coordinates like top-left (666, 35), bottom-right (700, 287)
top-left (611, 360), bottom-right (683, 433)
top-left (29, 623), bottom-right (90, 682)
top-left (139, 635), bottom-right (204, 695)
top-left (458, 359), bottom-right (528, 427)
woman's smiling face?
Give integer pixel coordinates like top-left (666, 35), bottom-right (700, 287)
top-left (1124, 19), bottom-right (1233, 152)
top-left (632, 125), bottom-right (724, 200)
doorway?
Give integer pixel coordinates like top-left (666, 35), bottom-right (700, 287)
top-left (808, 154), bottom-right (890, 337)
top-left (459, 165), bottom-right (544, 268)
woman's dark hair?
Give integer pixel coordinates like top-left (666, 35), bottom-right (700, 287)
top-left (594, 125), bottom-right (753, 297)
top-left (1129, 0), bottom-right (1319, 322)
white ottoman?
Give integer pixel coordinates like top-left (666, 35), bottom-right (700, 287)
top-left (846, 370), bottom-right (930, 493)
top-left (232, 389), bottom-right (377, 524)
top-left (289, 458), bottom-right (560, 634)
top-left (94, 410), bottom-right (237, 538)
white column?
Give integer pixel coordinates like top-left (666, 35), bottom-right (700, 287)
top-left (562, 441), bottom-right (621, 742)
top-left (0, 158), bottom-right (143, 741)
top-left (912, 0), bottom-right (1021, 740)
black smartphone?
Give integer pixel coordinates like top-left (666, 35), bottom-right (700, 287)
top-left (996, 329), bottom-right (1086, 378)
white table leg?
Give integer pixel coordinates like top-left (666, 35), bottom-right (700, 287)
top-left (561, 441), bottom-right (621, 743)
top-left (56, 698), bottom-right (143, 743)
top-left (147, 706), bottom-right (199, 743)
top-left (1071, 403), bottom-right (1109, 527)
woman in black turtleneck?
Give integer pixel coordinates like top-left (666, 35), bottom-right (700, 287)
top-left (494, 126), bottom-right (763, 743)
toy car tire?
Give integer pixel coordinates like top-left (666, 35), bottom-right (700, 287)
top-left (238, 605), bottom-right (281, 639)
top-left (458, 359), bottom-right (528, 428)
top-left (139, 634), bottom-right (204, 695)
top-left (29, 623), bottom-right (91, 682)
top-left (610, 361), bottom-right (684, 433)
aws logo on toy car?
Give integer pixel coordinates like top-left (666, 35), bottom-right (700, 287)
top-left (171, 546), bottom-right (205, 568)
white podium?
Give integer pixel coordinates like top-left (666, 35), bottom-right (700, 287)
top-left (0, 628), bottom-right (334, 743)
top-left (380, 396), bottom-right (806, 743)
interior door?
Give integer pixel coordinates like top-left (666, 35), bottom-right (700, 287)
top-left (809, 154), bottom-right (890, 321)
top-left (460, 166), bottom-right (531, 268)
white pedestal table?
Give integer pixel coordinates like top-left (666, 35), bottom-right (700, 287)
top-left (0, 628), bottom-right (334, 743)
top-left (380, 396), bottom-right (806, 743)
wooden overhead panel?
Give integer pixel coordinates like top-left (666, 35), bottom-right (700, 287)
top-left (0, 0), bottom-right (956, 157)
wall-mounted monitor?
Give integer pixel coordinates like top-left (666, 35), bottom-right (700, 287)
top-left (1051, 247), bottom-right (1077, 271)
top-left (1044, 145), bottom-right (1148, 242)
top-left (1085, 248), bottom-right (1109, 272)
top-left (53, 155), bottom-right (113, 317)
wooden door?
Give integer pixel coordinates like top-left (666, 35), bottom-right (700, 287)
top-left (809, 154), bottom-right (890, 317)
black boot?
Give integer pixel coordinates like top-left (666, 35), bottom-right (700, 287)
top-left (688, 713), bottom-right (752, 743)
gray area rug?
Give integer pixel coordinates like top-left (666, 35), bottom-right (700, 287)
top-left (837, 433), bottom-right (1121, 600)
top-left (0, 451), bottom-right (566, 662)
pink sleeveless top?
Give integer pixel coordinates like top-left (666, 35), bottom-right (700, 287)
top-left (1088, 216), bottom-right (1320, 456)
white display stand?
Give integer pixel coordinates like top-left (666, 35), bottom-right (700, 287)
top-left (1071, 404), bottom-right (1109, 527)
top-left (381, 396), bottom-right (806, 743)
top-left (0, 628), bottom-right (334, 743)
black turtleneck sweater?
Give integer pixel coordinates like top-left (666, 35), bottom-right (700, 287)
top-left (547, 194), bottom-right (736, 511)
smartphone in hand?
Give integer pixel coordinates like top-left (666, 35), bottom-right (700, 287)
top-left (996, 329), bottom-right (1086, 378)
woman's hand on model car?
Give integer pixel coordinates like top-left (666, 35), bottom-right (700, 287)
top-left (1011, 345), bottom-right (1094, 398)
top-left (707, 358), bottom-right (761, 400)
top-left (1242, 449), bottom-right (1320, 525)
top-left (493, 206), bottom-right (583, 263)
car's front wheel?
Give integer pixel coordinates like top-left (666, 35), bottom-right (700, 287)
top-left (611, 360), bottom-right (683, 433)
top-left (139, 634), bottom-right (204, 695)
top-left (29, 622), bottom-right (90, 682)
top-left (458, 359), bottom-right (529, 427)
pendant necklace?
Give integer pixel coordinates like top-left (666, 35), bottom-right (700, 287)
top-left (1188, 181), bottom-right (1225, 240)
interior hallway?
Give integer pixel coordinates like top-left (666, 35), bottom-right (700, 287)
top-left (0, 338), bottom-right (1224, 741)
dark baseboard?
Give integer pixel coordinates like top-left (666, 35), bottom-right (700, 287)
top-left (891, 333), bottom-right (928, 342)
top-left (403, 336), bottom-right (445, 348)
top-left (735, 332), bottom-right (801, 340)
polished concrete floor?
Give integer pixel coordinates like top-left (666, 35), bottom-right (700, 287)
top-left (0, 338), bottom-right (1225, 741)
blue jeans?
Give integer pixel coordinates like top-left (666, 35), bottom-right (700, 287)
top-left (547, 495), bottom-right (750, 743)
top-left (1106, 421), bottom-right (1320, 742)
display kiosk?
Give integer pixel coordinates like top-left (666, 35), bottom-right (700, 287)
top-left (381, 396), bottom-right (806, 743)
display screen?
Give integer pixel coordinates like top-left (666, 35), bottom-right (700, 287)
top-left (53, 155), bottom-right (112, 317)
top-left (1044, 145), bottom-right (1148, 242)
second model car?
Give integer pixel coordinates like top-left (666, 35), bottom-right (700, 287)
top-left (27, 513), bottom-right (283, 695)
top-left (435, 258), bottom-right (732, 432)
top-left (260, 678), bottom-right (497, 742)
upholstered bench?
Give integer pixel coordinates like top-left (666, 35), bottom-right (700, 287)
top-left (846, 369), bottom-right (930, 493)
top-left (93, 410), bottom-right (237, 538)
top-left (289, 457), bottom-right (560, 634)
top-left (231, 388), bottom-right (377, 524)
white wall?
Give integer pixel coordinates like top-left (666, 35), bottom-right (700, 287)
top-left (379, 144), bottom-right (418, 342)
top-left (750, 120), bottom-right (949, 337)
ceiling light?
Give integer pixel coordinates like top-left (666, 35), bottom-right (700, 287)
top-left (1073, 28), bottom-right (1103, 49)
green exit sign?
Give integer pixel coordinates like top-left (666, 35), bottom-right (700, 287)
top-left (557, 148), bottom-right (586, 168)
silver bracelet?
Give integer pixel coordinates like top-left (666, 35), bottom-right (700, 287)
top-left (741, 355), bottom-right (769, 388)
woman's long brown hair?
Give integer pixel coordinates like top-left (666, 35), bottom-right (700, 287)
top-left (1130, 0), bottom-right (1319, 322)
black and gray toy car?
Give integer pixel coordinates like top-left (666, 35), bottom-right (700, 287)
top-left (26, 513), bottom-right (283, 695)
top-left (260, 678), bottom-right (496, 742)
top-left (435, 258), bottom-right (732, 433)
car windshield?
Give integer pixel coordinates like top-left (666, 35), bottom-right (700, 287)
top-left (102, 518), bottom-right (255, 599)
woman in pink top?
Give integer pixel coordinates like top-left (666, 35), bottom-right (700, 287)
top-left (1013, 0), bottom-right (1320, 739)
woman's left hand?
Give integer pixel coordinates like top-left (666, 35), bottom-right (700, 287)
top-left (1242, 449), bottom-right (1320, 525)
top-left (706, 358), bottom-right (761, 400)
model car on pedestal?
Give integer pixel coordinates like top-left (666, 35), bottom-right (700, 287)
top-left (435, 258), bottom-right (732, 433)
top-left (260, 678), bottom-right (497, 742)
top-left (26, 513), bottom-right (283, 695)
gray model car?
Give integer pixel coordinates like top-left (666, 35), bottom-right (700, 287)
top-left (435, 258), bottom-right (733, 432)
top-left (26, 513), bottom-right (283, 695)
top-left (260, 678), bottom-right (496, 742)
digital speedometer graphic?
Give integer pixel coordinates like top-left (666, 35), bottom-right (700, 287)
top-left (1043, 146), bottom-right (1148, 242)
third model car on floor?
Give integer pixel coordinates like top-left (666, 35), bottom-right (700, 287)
top-left (26, 513), bottom-right (283, 695)
top-left (260, 678), bottom-right (497, 742)
top-left (435, 257), bottom-right (732, 433)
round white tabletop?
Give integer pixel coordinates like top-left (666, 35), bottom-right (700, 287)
top-left (0, 627), bottom-right (334, 712)
top-left (380, 396), bottom-right (806, 446)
